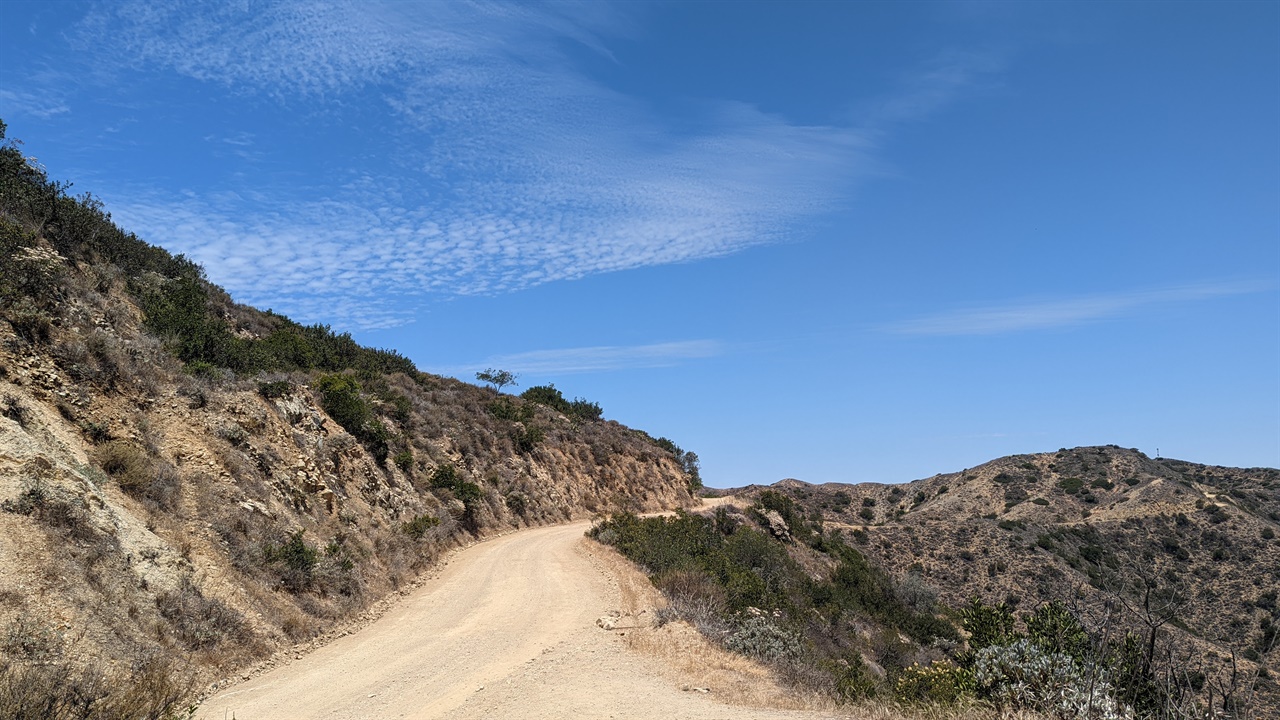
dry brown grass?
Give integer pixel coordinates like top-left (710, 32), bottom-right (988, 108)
top-left (0, 650), bottom-right (194, 720)
top-left (94, 440), bottom-right (152, 489)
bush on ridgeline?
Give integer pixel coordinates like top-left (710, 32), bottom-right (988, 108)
top-left (519, 384), bottom-right (604, 422)
top-left (650, 436), bottom-right (702, 491)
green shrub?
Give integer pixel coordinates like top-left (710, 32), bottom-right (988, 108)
top-left (314, 374), bottom-right (368, 432)
top-left (512, 424), bottom-right (544, 454)
top-left (505, 492), bottom-right (527, 517)
top-left (567, 398), bottom-right (602, 421)
top-left (4, 298), bottom-right (53, 344)
top-left (387, 394), bottom-right (412, 423)
top-left (650, 436), bottom-right (702, 491)
top-left (430, 464), bottom-right (459, 489)
top-left (429, 464), bottom-right (484, 527)
top-left (756, 490), bottom-right (811, 543)
top-left (401, 514), bottom-right (439, 540)
top-left (1057, 478), bottom-right (1085, 494)
top-left (264, 531), bottom-right (318, 592)
top-left (961, 598), bottom-right (1016, 652)
top-left (79, 420), bottom-right (111, 444)
top-left (828, 656), bottom-right (878, 701)
top-left (257, 380), bottom-right (291, 399)
top-left (314, 374), bottom-right (389, 464)
top-left (452, 481), bottom-right (483, 505)
top-left (488, 397), bottom-right (533, 422)
top-left (725, 617), bottom-right (803, 661)
top-left (895, 660), bottom-right (975, 704)
top-left (393, 450), bottom-right (414, 473)
top-left (1025, 601), bottom-right (1090, 662)
top-left (520, 384), bottom-right (603, 422)
top-left (520, 384), bottom-right (571, 413)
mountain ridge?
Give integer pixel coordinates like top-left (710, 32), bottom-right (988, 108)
top-left (705, 445), bottom-right (1278, 714)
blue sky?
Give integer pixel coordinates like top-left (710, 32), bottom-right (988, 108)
top-left (2, 0), bottom-right (1277, 486)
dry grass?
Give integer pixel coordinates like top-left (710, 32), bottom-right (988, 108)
top-left (0, 650), bottom-right (194, 720)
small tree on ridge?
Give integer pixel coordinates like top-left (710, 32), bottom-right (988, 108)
top-left (476, 368), bottom-right (517, 393)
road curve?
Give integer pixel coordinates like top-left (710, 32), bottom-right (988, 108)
top-left (198, 521), bottom-right (839, 720)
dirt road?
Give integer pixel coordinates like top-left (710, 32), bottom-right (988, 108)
top-left (198, 521), bottom-right (842, 720)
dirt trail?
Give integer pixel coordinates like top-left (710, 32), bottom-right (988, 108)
top-left (198, 520), bottom-right (843, 720)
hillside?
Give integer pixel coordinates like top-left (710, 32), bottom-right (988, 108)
top-left (697, 446), bottom-right (1277, 716)
top-left (0, 120), bottom-right (698, 716)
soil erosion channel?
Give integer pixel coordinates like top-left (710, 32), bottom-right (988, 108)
top-left (199, 521), bottom-right (833, 720)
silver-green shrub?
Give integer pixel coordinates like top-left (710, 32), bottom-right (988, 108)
top-left (725, 617), bottom-right (803, 662)
top-left (974, 639), bottom-right (1132, 720)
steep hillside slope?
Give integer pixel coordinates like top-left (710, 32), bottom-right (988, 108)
top-left (0, 120), bottom-right (696, 716)
top-left (723, 446), bottom-right (1278, 716)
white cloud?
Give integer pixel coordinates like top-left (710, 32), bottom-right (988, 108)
top-left (0, 88), bottom-right (70, 119)
top-left (888, 281), bottom-right (1272, 336)
top-left (432, 340), bottom-right (723, 378)
top-left (69, 2), bottom-right (978, 329)
top-left (863, 50), bottom-right (1003, 127)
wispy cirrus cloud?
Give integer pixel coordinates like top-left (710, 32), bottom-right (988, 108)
top-left (64, 1), bottom-right (984, 329)
top-left (432, 340), bottom-right (723, 378)
top-left (862, 50), bottom-right (1004, 127)
top-left (0, 88), bottom-right (70, 119)
top-left (888, 280), bottom-right (1272, 336)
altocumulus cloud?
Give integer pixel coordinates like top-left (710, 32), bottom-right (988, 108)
top-left (75, 1), bottom-right (875, 329)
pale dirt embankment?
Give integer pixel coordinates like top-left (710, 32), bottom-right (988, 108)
top-left (197, 518), bottom-right (848, 720)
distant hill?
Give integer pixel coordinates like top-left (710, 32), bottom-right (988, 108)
top-left (711, 446), bottom-right (1278, 715)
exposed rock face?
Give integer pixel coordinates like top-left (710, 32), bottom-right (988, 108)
top-left (761, 510), bottom-right (791, 542)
